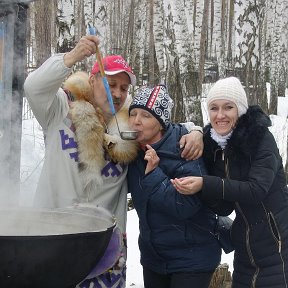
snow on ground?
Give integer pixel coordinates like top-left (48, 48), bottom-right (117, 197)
top-left (126, 209), bottom-right (144, 287)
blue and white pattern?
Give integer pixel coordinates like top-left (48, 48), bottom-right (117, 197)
top-left (129, 85), bottom-right (174, 129)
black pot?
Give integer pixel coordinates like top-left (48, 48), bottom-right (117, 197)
top-left (0, 206), bottom-right (116, 288)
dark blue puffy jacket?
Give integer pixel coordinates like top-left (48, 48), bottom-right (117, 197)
top-left (127, 123), bottom-right (221, 274)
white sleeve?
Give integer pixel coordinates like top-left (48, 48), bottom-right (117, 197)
top-left (24, 54), bottom-right (72, 130)
top-left (181, 122), bottom-right (203, 133)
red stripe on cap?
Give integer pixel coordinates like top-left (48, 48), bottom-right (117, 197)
top-left (147, 86), bottom-right (161, 109)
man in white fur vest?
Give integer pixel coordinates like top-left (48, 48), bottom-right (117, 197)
top-left (24, 35), bottom-right (203, 288)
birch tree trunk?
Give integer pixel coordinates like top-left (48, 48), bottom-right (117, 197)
top-left (198, 0), bottom-right (210, 86)
top-left (93, 0), bottom-right (109, 51)
top-left (51, 0), bottom-right (58, 54)
top-left (267, 0), bottom-right (288, 114)
top-left (206, 0), bottom-right (226, 75)
top-left (234, 0), bottom-right (266, 106)
top-left (56, 0), bottom-right (76, 53)
top-left (227, 0), bottom-right (234, 66)
top-left (161, 0), bottom-right (184, 123)
top-left (148, 0), bottom-right (155, 85)
top-left (123, 0), bottom-right (135, 61)
top-left (257, 0), bottom-right (269, 112)
top-left (34, 0), bottom-right (53, 67)
top-left (132, 1), bottom-right (148, 86)
top-left (154, 0), bottom-right (166, 83)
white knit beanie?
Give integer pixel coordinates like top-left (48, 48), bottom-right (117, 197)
top-left (206, 77), bottom-right (248, 117)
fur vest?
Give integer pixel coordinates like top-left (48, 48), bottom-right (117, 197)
top-left (63, 71), bottom-right (139, 200)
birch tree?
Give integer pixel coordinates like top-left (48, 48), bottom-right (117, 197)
top-left (131, 1), bottom-right (149, 86)
top-left (148, 0), bottom-right (155, 85)
top-left (266, 0), bottom-right (288, 114)
top-left (207, 0), bottom-right (224, 77)
top-left (162, 0), bottom-right (202, 123)
top-left (27, 0), bottom-right (288, 118)
top-left (33, 0), bottom-right (53, 66)
top-left (154, 0), bottom-right (166, 83)
top-left (234, 0), bottom-right (267, 107)
top-left (198, 0), bottom-right (210, 87)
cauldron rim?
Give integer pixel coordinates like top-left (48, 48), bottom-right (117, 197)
top-left (0, 224), bottom-right (116, 239)
top-left (0, 206), bottom-right (116, 236)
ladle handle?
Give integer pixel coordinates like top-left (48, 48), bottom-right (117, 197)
top-left (89, 26), bottom-right (116, 115)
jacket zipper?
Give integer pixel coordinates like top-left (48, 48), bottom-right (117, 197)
top-left (221, 147), bottom-right (286, 287)
top-left (236, 202), bottom-right (259, 288)
top-left (223, 149), bottom-right (259, 287)
top-left (266, 208), bottom-right (287, 287)
top-left (267, 211), bottom-right (282, 252)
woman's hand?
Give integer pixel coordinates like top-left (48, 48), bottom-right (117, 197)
top-left (144, 145), bottom-right (160, 174)
top-left (171, 176), bottom-right (203, 194)
top-left (179, 131), bottom-right (203, 160)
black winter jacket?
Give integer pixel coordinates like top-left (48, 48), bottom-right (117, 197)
top-left (201, 106), bottom-right (288, 288)
top-left (128, 124), bottom-right (221, 275)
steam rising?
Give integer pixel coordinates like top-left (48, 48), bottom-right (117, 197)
top-left (0, 2), bottom-right (35, 207)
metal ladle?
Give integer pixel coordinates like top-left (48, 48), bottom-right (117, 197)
top-left (89, 27), bottom-right (138, 141)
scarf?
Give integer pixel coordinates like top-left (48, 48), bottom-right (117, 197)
top-left (210, 128), bottom-right (233, 149)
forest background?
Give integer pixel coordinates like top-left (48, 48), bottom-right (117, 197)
top-left (25, 0), bottom-right (288, 174)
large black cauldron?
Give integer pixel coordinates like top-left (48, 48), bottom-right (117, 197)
top-left (0, 205), bottom-right (116, 288)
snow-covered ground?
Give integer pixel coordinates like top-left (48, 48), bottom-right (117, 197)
top-left (20, 88), bottom-right (288, 287)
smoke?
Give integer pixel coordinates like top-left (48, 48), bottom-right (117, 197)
top-left (20, 107), bottom-right (45, 206)
top-left (0, 2), bottom-right (30, 207)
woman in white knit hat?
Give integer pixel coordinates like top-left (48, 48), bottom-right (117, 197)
top-left (172, 77), bottom-right (288, 288)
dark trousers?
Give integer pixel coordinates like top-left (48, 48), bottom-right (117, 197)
top-left (143, 267), bottom-right (213, 288)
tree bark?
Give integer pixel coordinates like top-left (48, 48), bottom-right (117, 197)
top-left (34, 0), bottom-right (52, 67)
top-left (198, 0), bottom-right (210, 85)
top-left (148, 0), bottom-right (155, 85)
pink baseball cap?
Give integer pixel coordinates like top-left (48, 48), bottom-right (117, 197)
top-left (91, 55), bottom-right (136, 86)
